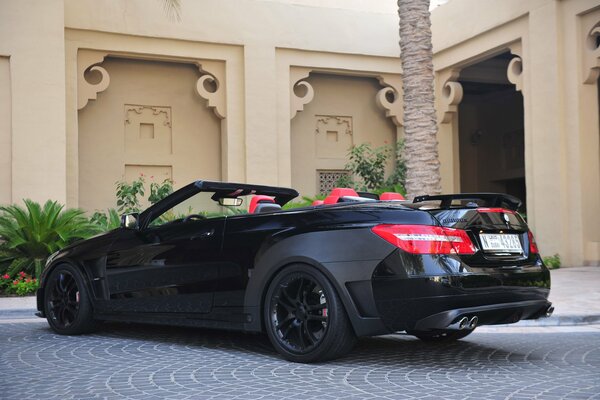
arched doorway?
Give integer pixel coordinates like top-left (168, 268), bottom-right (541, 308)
top-left (457, 52), bottom-right (526, 210)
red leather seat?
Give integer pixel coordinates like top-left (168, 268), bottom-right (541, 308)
top-left (249, 195), bottom-right (275, 213)
top-left (323, 188), bottom-right (359, 204)
top-left (380, 192), bottom-right (405, 201)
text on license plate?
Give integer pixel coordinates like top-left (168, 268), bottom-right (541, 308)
top-left (479, 233), bottom-right (523, 253)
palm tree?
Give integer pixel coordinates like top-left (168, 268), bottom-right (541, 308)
top-left (397, 0), bottom-right (441, 199)
top-left (0, 200), bottom-right (100, 278)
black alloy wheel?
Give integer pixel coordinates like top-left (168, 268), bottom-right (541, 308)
top-left (44, 264), bottom-right (97, 335)
top-left (265, 265), bottom-right (356, 363)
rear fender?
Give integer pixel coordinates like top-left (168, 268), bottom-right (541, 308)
top-left (243, 228), bottom-right (396, 336)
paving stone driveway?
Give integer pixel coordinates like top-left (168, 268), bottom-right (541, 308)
top-left (1, 321), bottom-right (599, 400)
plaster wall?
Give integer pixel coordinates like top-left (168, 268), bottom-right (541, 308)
top-left (0, 0), bottom-right (66, 203)
top-left (0, 57), bottom-right (11, 205)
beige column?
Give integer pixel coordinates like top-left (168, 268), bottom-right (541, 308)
top-left (0, 0), bottom-right (67, 204)
top-left (0, 57), bottom-right (11, 205)
top-left (436, 68), bottom-right (463, 193)
top-left (244, 45), bottom-right (279, 185)
top-left (523, 1), bottom-right (568, 260)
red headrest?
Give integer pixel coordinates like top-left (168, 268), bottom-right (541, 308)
top-left (312, 200), bottom-right (324, 206)
top-left (329, 188), bottom-right (359, 197)
top-left (380, 192), bottom-right (405, 201)
top-left (249, 195), bottom-right (275, 213)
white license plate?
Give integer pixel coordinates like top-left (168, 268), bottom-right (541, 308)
top-left (479, 233), bottom-right (523, 253)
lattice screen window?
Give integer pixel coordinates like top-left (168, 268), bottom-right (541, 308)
top-left (317, 170), bottom-right (349, 194)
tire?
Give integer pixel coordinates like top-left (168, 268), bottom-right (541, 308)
top-left (264, 264), bottom-right (356, 363)
top-left (407, 328), bottom-right (474, 342)
top-left (44, 264), bottom-right (98, 335)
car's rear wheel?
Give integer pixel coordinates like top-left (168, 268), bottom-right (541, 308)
top-left (44, 264), bottom-right (98, 335)
top-left (264, 264), bottom-right (356, 363)
top-left (407, 328), bottom-right (474, 342)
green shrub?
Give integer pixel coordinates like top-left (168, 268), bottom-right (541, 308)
top-left (334, 141), bottom-right (406, 194)
top-left (149, 179), bottom-right (174, 205)
top-left (115, 176), bottom-right (146, 213)
top-left (543, 254), bottom-right (561, 269)
top-left (0, 271), bottom-right (38, 296)
top-left (90, 208), bottom-right (121, 231)
top-left (283, 195), bottom-right (327, 210)
top-left (0, 200), bottom-right (100, 277)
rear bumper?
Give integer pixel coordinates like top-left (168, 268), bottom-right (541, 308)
top-left (413, 299), bottom-right (551, 331)
top-left (366, 253), bottom-right (551, 333)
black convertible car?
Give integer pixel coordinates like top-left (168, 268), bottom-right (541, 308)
top-left (37, 181), bottom-right (552, 362)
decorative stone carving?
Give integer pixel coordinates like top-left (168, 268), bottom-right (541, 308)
top-left (375, 74), bottom-right (403, 127)
top-left (315, 115), bottom-right (353, 159)
top-left (437, 69), bottom-right (463, 124)
top-left (318, 170), bottom-right (349, 194)
top-left (583, 21), bottom-right (600, 84)
top-left (194, 60), bottom-right (226, 119)
top-left (124, 105), bottom-right (173, 155)
top-left (507, 57), bottom-right (523, 92)
top-left (507, 43), bottom-right (523, 92)
top-left (77, 50), bottom-right (110, 110)
top-left (290, 67), bottom-right (315, 119)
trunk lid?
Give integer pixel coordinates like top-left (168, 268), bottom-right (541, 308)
top-left (410, 193), bottom-right (537, 266)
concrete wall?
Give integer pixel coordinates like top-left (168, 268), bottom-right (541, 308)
top-left (0, 0), bottom-right (66, 204)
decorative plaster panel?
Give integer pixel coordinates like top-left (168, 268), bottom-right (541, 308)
top-left (315, 115), bottom-right (353, 159)
top-left (194, 60), bottom-right (226, 119)
top-left (124, 105), bottom-right (172, 155)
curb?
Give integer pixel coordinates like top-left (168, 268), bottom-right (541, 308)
top-left (0, 308), bottom-right (39, 319)
top-left (2, 308), bottom-right (600, 327)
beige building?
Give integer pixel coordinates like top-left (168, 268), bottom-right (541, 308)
top-left (0, 0), bottom-right (598, 266)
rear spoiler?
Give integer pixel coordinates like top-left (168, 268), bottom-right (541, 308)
top-left (413, 193), bottom-right (522, 211)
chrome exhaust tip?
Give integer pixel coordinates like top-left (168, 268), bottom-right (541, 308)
top-left (468, 316), bottom-right (478, 330)
top-left (458, 317), bottom-right (469, 330)
top-left (545, 306), bottom-right (554, 318)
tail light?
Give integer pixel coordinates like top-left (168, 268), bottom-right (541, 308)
top-left (528, 230), bottom-right (539, 254)
top-left (372, 224), bottom-right (476, 255)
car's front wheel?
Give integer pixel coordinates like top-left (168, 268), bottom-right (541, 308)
top-left (44, 264), bottom-right (98, 335)
top-left (264, 264), bottom-right (356, 363)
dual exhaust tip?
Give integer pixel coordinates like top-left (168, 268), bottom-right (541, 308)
top-left (449, 316), bottom-right (478, 330)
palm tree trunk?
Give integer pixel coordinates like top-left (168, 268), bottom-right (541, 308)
top-left (397, 0), bottom-right (442, 199)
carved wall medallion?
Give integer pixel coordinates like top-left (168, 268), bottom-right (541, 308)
top-left (314, 115), bottom-right (353, 159)
top-left (124, 104), bottom-right (173, 155)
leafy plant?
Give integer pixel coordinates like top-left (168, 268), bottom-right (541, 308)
top-left (0, 200), bottom-right (100, 277)
top-left (543, 254), bottom-right (561, 269)
top-left (149, 179), bottom-right (174, 205)
top-left (90, 208), bottom-right (121, 231)
top-left (344, 143), bottom-right (389, 191)
top-left (1, 271), bottom-right (38, 296)
top-left (334, 141), bottom-right (406, 194)
top-left (282, 195), bottom-right (327, 210)
top-left (116, 176), bottom-right (145, 213)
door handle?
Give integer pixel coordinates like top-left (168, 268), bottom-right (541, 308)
top-left (191, 229), bottom-right (214, 240)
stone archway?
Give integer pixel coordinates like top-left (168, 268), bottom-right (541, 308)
top-left (289, 72), bottom-right (400, 197)
top-left (455, 52), bottom-right (527, 210)
top-left (77, 55), bottom-right (223, 212)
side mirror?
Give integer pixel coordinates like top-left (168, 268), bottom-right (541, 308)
top-left (219, 197), bottom-right (243, 207)
top-left (120, 213), bottom-right (139, 229)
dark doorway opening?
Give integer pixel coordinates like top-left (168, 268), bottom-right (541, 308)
top-left (458, 52), bottom-right (526, 211)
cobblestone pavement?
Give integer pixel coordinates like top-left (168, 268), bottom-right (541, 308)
top-left (1, 321), bottom-right (599, 400)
